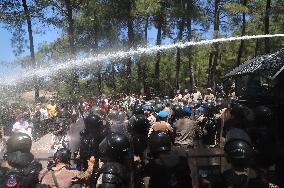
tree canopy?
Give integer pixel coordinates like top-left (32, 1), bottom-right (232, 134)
top-left (0, 0), bottom-right (283, 100)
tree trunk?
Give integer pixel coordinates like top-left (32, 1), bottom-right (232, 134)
top-left (126, 1), bottom-right (134, 94)
top-left (22, 0), bottom-right (39, 102)
top-left (207, 52), bottom-right (213, 86)
top-left (98, 72), bottom-right (102, 95)
top-left (236, 0), bottom-right (247, 66)
top-left (208, 0), bottom-right (221, 89)
top-left (235, 0), bottom-right (247, 96)
top-left (65, 0), bottom-right (75, 55)
top-left (254, 39), bottom-right (259, 57)
top-left (64, 0), bottom-right (78, 98)
top-left (186, 0), bottom-right (195, 90)
top-left (155, 15), bottom-right (162, 94)
top-left (264, 0), bottom-right (271, 53)
top-left (175, 17), bottom-right (185, 90)
top-left (142, 15), bottom-right (149, 97)
top-left (127, 16), bottom-right (134, 78)
top-left (112, 63), bottom-right (116, 90)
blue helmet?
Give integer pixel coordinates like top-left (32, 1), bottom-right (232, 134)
top-left (196, 106), bottom-right (205, 114)
top-left (182, 105), bottom-right (192, 116)
top-left (143, 105), bottom-right (154, 111)
top-left (158, 111), bottom-right (169, 118)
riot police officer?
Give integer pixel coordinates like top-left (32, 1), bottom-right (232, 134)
top-left (128, 114), bottom-right (150, 156)
top-left (95, 162), bottom-right (128, 188)
top-left (212, 128), bottom-right (267, 188)
top-left (95, 133), bottom-right (130, 187)
top-left (200, 103), bottom-right (218, 148)
top-left (249, 105), bottom-right (277, 168)
top-left (171, 104), bottom-right (183, 124)
top-left (108, 110), bottom-right (128, 134)
top-left (222, 103), bottom-right (254, 137)
top-left (79, 113), bottom-right (109, 170)
top-left (0, 133), bottom-right (42, 188)
top-left (99, 132), bottom-right (130, 164)
top-left (143, 131), bottom-right (193, 188)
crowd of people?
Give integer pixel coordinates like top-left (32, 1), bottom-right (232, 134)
top-left (0, 85), bottom-right (283, 188)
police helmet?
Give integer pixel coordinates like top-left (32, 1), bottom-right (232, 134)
top-left (203, 118), bottom-right (217, 132)
top-left (173, 105), bottom-right (183, 118)
top-left (196, 106), bottom-right (205, 115)
top-left (216, 98), bottom-right (224, 107)
top-left (133, 104), bottom-right (144, 115)
top-left (155, 98), bottom-right (162, 105)
top-left (182, 105), bottom-right (192, 117)
top-left (153, 105), bottom-right (162, 114)
top-left (143, 105), bottom-right (154, 112)
top-left (230, 103), bottom-right (246, 118)
top-left (158, 111), bottom-right (169, 119)
top-left (100, 162), bottom-right (128, 188)
top-left (148, 131), bottom-right (171, 154)
top-left (132, 135), bottom-right (148, 156)
top-left (231, 104), bottom-right (254, 123)
top-left (7, 133), bottom-right (32, 153)
top-left (224, 128), bottom-right (254, 167)
top-left (253, 105), bottom-right (273, 124)
top-left (92, 106), bottom-right (103, 116)
top-left (204, 102), bottom-right (216, 116)
top-left (108, 109), bottom-right (119, 120)
top-left (99, 133), bottom-right (130, 159)
top-left (131, 114), bottom-right (150, 134)
top-left (54, 148), bottom-right (71, 164)
top-left (117, 111), bottom-right (127, 121)
top-left (84, 113), bottom-right (103, 132)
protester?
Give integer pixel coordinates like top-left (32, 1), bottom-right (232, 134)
top-left (12, 113), bottom-right (33, 138)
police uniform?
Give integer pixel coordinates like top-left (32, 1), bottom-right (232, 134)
top-left (174, 117), bottom-right (199, 148)
top-left (148, 121), bottom-right (173, 137)
top-left (191, 91), bottom-right (202, 102)
top-left (204, 93), bottom-right (215, 102)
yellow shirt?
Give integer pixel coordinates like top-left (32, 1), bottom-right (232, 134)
top-left (47, 104), bottom-right (57, 118)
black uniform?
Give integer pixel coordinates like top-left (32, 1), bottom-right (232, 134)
top-left (144, 131), bottom-right (192, 188)
top-left (95, 133), bottom-right (131, 187)
top-left (212, 169), bottom-right (267, 188)
top-left (79, 114), bottom-right (109, 170)
top-left (201, 117), bottom-right (218, 146)
top-left (0, 133), bottom-right (42, 188)
top-left (212, 128), bottom-right (267, 188)
top-left (144, 150), bottom-right (192, 188)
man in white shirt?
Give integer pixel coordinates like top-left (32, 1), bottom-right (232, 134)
top-left (40, 105), bottom-right (49, 121)
top-left (12, 114), bottom-right (33, 138)
top-left (191, 86), bottom-right (202, 102)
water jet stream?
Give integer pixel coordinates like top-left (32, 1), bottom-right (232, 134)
top-left (1, 34), bottom-right (284, 86)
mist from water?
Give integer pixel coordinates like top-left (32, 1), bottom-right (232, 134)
top-left (1, 34), bottom-right (284, 86)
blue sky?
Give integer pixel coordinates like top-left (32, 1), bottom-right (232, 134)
top-left (0, 23), bottom-right (62, 62)
top-left (0, 23), bottom-right (61, 75)
top-left (0, 20), bottom-right (213, 76)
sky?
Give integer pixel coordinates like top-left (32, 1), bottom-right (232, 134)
top-left (0, 20), bottom-right (213, 76)
top-left (0, 24), bottom-right (160, 76)
top-left (0, 23), bottom-right (61, 75)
